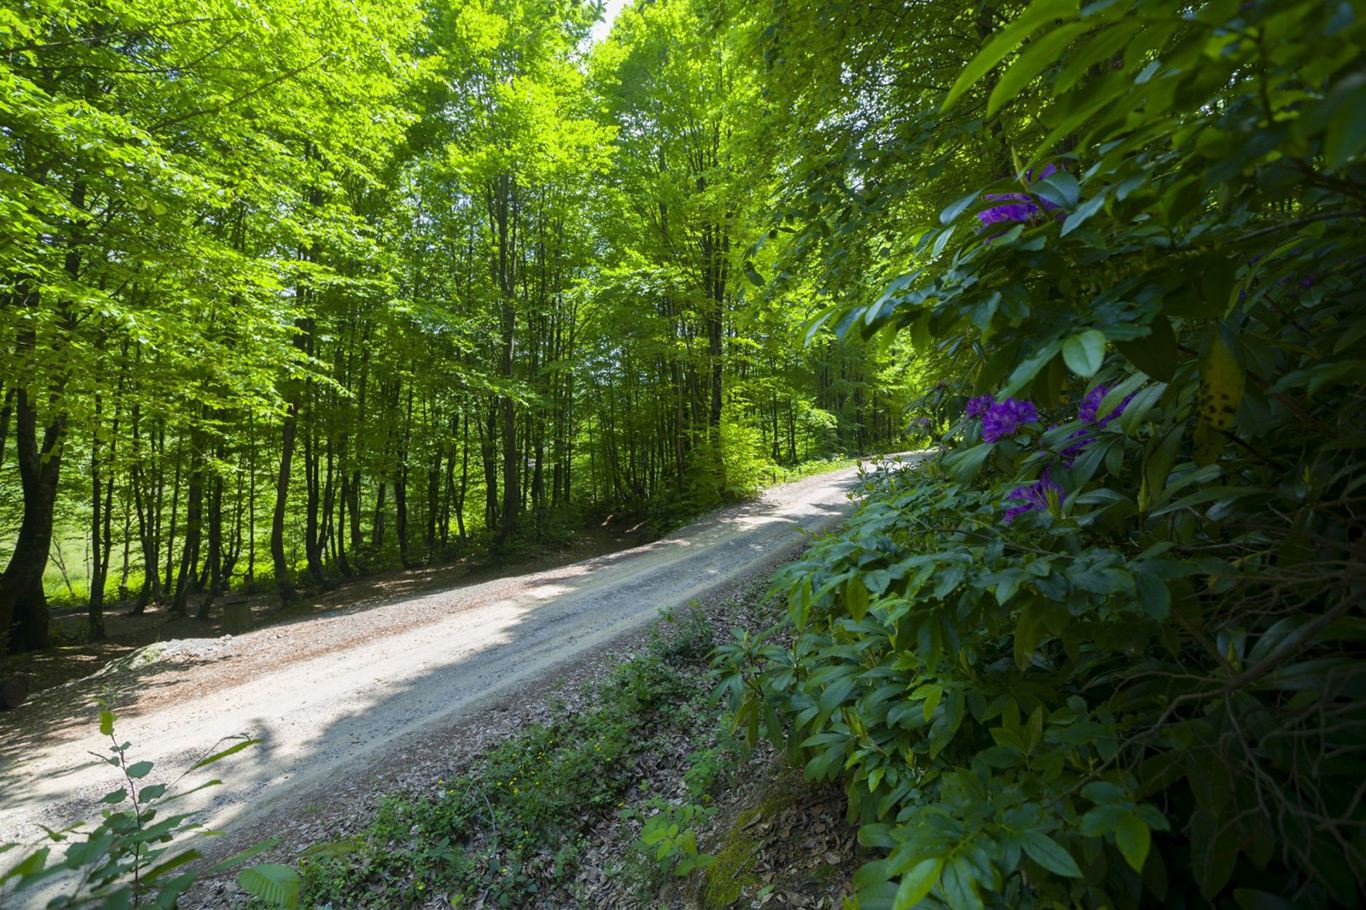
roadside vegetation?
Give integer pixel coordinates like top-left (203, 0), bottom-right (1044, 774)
top-left (293, 600), bottom-right (740, 908)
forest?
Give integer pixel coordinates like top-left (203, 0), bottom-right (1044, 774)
top-left (0, 0), bottom-right (918, 652)
top-left (4, 0), bottom-right (1366, 908)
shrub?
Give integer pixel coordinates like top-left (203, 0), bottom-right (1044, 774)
top-left (718, 2), bottom-right (1366, 907)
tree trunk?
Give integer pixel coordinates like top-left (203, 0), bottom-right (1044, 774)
top-left (396, 388), bottom-right (413, 568)
top-left (164, 446), bottom-right (181, 597)
top-left (272, 397), bottom-right (300, 605)
top-left (173, 430), bottom-right (205, 617)
top-left (0, 385), bottom-right (63, 653)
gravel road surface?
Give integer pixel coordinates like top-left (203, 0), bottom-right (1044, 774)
top-left (0, 462), bottom-right (886, 852)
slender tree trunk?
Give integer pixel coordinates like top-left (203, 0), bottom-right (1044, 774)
top-left (272, 315), bottom-right (312, 604)
top-left (164, 444), bottom-right (181, 597)
top-left (272, 397), bottom-right (300, 604)
top-left (0, 387), bottom-right (13, 471)
top-left (89, 397), bottom-right (108, 640)
top-left (88, 386), bottom-right (119, 639)
top-left (481, 400), bottom-right (498, 531)
top-left (396, 388), bottom-right (413, 568)
top-left (456, 412), bottom-right (469, 541)
top-left (302, 414), bottom-right (326, 588)
top-left (130, 406), bottom-right (161, 611)
top-left (197, 444), bottom-right (225, 620)
top-left (173, 430), bottom-right (205, 617)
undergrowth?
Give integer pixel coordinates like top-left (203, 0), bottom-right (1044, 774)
top-left (297, 599), bottom-right (744, 908)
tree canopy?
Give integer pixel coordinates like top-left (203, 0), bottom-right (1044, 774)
top-left (1, 0), bottom-right (916, 650)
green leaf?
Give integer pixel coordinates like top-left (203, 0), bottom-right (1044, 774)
top-left (1022, 832), bottom-right (1083, 878)
top-left (988, 22), bottom-right (1093, 116)
top-left (238, 864), bottom-right (300, 909)
top-left (209, 837), bottom-right (283, 873)
top-left (126, 761), bottom-right (154, 780)
top-left (1062, 329), bottom-right (1106, 377)
top-left (893, 857), bottom-right (943, 909)
top-left (1059, 187), bottom-right (1108, 235)
top-left (943, 0), bottom-right (1080, 111)
top-left (1032, 169), bottom-right (1081, 212)
top-left (1193, 324), bottom-right (1245, 467)
top-left (1233, 889), bottom-right (1299, 910)
top-left (1191, 808), bottom-right (1237, 899)
top-left (0, 846), bottom-right (49, 884)
top-left (1115, 315), bottom-right (1177, 382)
top-left (945, 443), bottom-right (994, 484)
top-left (1114, 814), bottom-right (1152, 872)
top-left (191, 738), bottom-right (261, 771)
top-left (1002, 341), bottom-right (1061, 396)
top-left (845, 577), bottom-right (870, 621)
top-left (921, 685), bottom-right (943, 723)
top-left (1014, 601), bottom-right (1046, 671)
top-left (142, 849), bottom-right (202, 883)
top-left (1133, 571), bottom-right (1171, 621)
top-left (940, 190), bottom-right (981, 225)
top-left (1324, 76), bottom-right (1366, 168)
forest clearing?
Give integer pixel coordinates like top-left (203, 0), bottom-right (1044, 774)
top-left (4, 0), bottom-right (1365, 908)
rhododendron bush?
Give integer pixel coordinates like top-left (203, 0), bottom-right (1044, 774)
top-left (717, 1), bottom-right (1366, 908)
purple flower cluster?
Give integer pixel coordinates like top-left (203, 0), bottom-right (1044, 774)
top-left (1061, 385), bottom-right (1136, 463)
top-left (982, 398), bottom-right (1039, 443)
top-left (968, 384), bottom-right (1137, 522)
top-left (965, 395), bottom-right (994, 419)
top-left (977, 164), bottom-right (1064, 234)
top-left (1078, 384), bottom-right (1134, 429)
top-left (1003, 472), bottom-right (1062, 524)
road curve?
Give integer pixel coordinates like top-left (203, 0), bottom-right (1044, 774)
top-left (0, 460), bottom-right (896, 849)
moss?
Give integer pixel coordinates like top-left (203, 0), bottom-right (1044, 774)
top-left (701, 826), bottom-right (759, 909)
top-left (701, 789), bottom-right (800, 908)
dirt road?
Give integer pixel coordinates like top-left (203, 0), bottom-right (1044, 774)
top-left (0, 462), bottom-right (887, 851)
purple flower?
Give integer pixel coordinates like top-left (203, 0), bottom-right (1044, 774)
top-left (965, 395), bottom-right (994, 419)
top-left (1003, 472), bottom-right (1063, 523)
top-left (982, 398), bottom-right (1039, 442)
top-left (1078, 385), bottom-right (1132, 429)
top-left (1061, 430), bottom-right (1093, 464)
top-left (978, 195), bottom-right (1038, 227)
top-left (976, 164), bottom-right (1064, 233)
top-left (1077, 385), bottom-right (1108, 424)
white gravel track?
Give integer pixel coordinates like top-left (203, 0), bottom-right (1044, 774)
top-left (0, 461), bottom-right (896, 856)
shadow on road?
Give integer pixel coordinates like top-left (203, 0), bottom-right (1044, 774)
top-left (0, 467), bottom-right (873, 854)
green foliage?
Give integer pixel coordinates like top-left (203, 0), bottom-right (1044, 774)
top-left (630, 800), bottom-right (718, 877)
top-left (0, 709), bottom-right (297, 908)
top-left (1, 0), bottom-right (911, 654)
top-left (716, 1), bottom-right (1366, 907)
